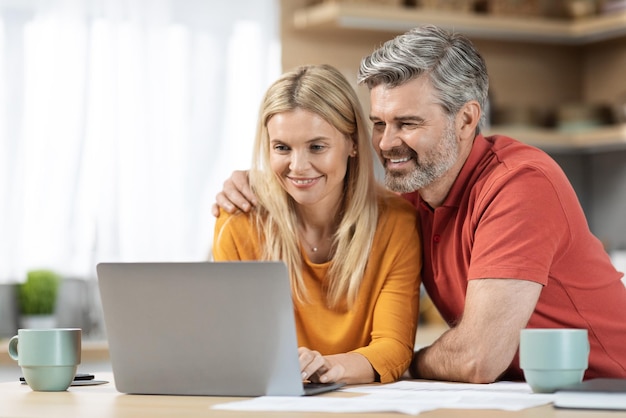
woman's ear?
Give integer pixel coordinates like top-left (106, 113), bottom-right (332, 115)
top-left (349, 137), bottom-right (358, 157)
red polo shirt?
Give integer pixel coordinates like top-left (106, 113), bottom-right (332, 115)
top-left (403, 134), bottom-right (626, 380)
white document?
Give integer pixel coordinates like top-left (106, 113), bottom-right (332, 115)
top-left (212, 380), bottom-right (555, 415)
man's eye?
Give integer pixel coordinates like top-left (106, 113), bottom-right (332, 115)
top-left (372, 122), bottom-right (385, 131)
top-left (402, 121), bottom-right (422, 129)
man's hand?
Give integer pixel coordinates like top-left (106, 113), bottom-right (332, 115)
top-left (211, 170), bottom-right (257, 217)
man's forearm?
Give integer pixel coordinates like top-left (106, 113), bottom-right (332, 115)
top-left (409, 332), bottom-right (480, 382)
top-left (410, 279), bottom-right (541, 383)
top-left (410, 328), bottom-right (507, 383)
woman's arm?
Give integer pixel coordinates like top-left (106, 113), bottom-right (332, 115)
top-left (341, 199), bottom-right (422, 383)
top-left (299, 348), bottom-right (375, 385)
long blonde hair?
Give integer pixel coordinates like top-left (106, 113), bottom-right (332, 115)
top-left (251, 64), bottom-right (381, 309)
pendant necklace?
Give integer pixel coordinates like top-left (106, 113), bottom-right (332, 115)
top-left (299, 228), bottom-right (332, 254)
top-left (300, 234), bottom-right (319, 252)
top-left (298, 224), bottom-right (334, 257)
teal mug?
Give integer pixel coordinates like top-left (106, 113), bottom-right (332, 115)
top-left (519, 328), bottom-right (589, 393)
top-left (8, 328), bottom-right (82, 391)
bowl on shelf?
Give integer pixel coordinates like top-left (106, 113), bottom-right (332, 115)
top-left (555, 102), bottom-right (615, 132)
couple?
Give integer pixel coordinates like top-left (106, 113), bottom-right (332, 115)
top-left (212, 25), bottom-right (626, 385)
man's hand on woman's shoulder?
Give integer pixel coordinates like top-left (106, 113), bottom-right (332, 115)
top-left (211, 170), bottom-right (257, 217)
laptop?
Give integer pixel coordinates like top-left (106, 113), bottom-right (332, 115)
top-left (96, 261), bottom-right (344, 396)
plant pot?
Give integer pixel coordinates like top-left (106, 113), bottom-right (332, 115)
top-left (20, 314), bottom-right (57, 329)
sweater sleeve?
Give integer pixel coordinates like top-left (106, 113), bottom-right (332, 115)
top-left (351, 196), bottom-right (422, 383)
top-left (212, 210), bottom-right (260, 261)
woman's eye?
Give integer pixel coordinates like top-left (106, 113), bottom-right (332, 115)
top-left (273, 144), bottom-right (290, 152)
top-left (310, 144), bottom-right (325, 152)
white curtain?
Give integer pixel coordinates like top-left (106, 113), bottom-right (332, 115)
top-left (0, 0), bottom-right (281, 283)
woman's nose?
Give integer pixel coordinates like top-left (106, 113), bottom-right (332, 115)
top-left (289, 149), bottom-right (309, 172)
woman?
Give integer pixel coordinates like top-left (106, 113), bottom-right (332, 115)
top-left (213, 64), bottom-right (421, 385)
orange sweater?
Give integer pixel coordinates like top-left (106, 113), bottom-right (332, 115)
top-left (213, 194), bottom-right (421, 383)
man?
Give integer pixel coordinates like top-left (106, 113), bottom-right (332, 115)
top-left (213, 25), bottom-right (626, 383)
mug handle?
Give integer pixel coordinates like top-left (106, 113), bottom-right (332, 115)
top-left (8, 336), bottom-right (19, 361)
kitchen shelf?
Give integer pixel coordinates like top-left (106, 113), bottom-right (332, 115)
top-left (293, 2), bottom-right (626, 44)
top-left (488, 123), bottom-right (626, 152)
top-left (292, 2), bottom-right (626, 150)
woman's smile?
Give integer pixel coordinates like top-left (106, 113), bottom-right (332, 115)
top-left (287, 175), bottom-right (323, 188)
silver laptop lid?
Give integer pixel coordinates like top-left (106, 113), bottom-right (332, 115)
top-left (97, 261), bottom-right (305, 396)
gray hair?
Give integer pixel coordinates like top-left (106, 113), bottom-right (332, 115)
top-left (358, 25), bottom-right (489, 132)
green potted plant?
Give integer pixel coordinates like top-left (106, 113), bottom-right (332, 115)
top-left (18, 269), bottom-right (61, 329)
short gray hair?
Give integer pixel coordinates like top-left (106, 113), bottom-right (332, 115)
top-left (358, 25), bottom-right (489, 131)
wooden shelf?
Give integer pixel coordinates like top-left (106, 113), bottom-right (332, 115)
top-left (293, 3), bottom-right (626, 150)
top-left (488, 124), bottom-right (626, 152)
top-left (293, 2), bottom-right (626, 44)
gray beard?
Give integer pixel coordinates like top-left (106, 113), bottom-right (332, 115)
top-left (384, 123), bottom-right (459, 194)
top-left (385, 164), bottom-right (444, 193)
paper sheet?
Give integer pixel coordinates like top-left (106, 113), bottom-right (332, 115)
top-left (212, 380), bottom-right (555, 415)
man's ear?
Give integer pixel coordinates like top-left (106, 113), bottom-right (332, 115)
top-left (457, 100), bottom-right (481, 141)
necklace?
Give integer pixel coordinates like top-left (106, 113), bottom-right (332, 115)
top-left (299, 228), bottom-right (333, 254)
top-left (299, 234), bottom-right (319, 252)
top-left (298, 222), bottom-right (336, 258)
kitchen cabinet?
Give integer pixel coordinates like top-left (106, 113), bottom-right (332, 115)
top-left (280, 0), bottom-right (626, 250)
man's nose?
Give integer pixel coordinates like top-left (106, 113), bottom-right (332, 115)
top-left (378, 126), bottom-right (402, 151)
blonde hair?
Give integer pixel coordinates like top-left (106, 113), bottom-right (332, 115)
top-left (250, 64), bottom-right (382, 309)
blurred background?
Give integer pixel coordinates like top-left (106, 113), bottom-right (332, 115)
top-left (0, 0), bottom-right (281, 339)
top-left (1, 0), bottom-right (626, 376)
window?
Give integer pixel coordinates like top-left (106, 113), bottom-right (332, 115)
top-left (0, 0), bottom-right (281, 282)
